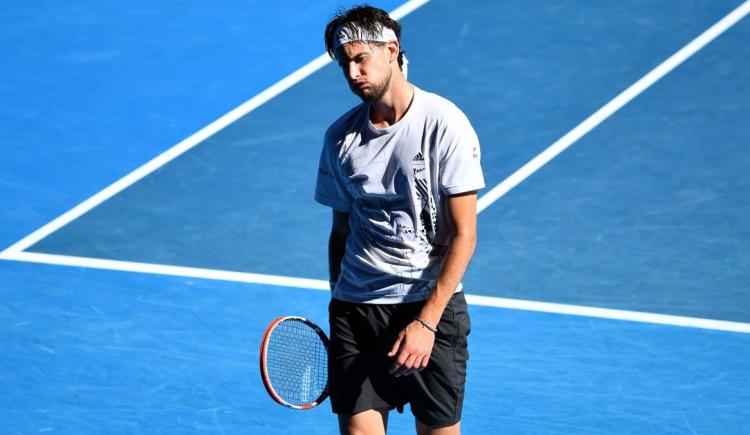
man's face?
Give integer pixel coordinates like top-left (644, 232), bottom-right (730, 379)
top-left (335, 41), bottom-right (393, 102)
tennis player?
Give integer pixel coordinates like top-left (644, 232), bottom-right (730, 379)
top-left (315, 5), bottom-right (484, 434)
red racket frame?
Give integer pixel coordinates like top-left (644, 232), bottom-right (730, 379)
top-left (259, 315), bottom-right (330, 409)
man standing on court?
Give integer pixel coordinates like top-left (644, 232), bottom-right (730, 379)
top-left (315, 5), bottom-right (484, 435)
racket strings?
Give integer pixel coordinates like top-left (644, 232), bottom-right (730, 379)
top-left (266, 319), bottom-right (328, 406)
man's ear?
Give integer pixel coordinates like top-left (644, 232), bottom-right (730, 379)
top-left (386, 40), bottom-right (400, 63)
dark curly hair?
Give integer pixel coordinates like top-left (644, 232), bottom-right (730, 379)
top-left (324, 4), bottom-right (405, 70)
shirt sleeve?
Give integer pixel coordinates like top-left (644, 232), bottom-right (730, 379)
top-left (439, 108), bottom-right (486, 195)
top-left (314, 135), bottom-right (352, 212)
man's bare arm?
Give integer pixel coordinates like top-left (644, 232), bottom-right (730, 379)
top-left (329, 209), bottom-right (351, 285)
top-left (388, 191), bottom-right (478, 376)
top-left (419, 191), bottom-right (477, 327)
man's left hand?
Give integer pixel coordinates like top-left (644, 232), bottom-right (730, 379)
top-left (387, 320), bottom-right (436, 377)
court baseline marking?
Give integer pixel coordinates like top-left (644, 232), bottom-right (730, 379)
top-left (2, 1), bottom-right (750, 335)
top-left (3, 251), bottom-right (749, 334)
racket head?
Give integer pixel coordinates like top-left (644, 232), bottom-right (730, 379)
top-left (259, 316), bottom-right (330, 409)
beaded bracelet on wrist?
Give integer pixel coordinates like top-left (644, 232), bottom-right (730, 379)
top-left (414, 316), bottom-right (437, 334)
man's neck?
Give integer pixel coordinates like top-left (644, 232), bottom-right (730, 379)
top-left (370, 75), bottom-right (414, 129)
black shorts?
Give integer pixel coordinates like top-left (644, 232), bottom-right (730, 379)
top-left (328, 292), bottom-right (470, 428)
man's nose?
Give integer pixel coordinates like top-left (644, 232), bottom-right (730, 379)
top-left (346, 63), bottom-right (360, 80)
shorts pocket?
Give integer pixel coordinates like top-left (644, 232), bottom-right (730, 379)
top-left (451, 293), bottom-right (470, 362)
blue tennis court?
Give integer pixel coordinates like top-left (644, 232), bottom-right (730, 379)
top-left (2, 0), bottom-right (749, 433)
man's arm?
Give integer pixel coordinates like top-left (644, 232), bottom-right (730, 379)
top-left (329, 209), bottom-right (351, 286)
top-left (388, 191), bottom-right (478, 376)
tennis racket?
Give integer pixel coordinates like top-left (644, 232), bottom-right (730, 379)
top-left (259, 316), bottom-right (330, 409)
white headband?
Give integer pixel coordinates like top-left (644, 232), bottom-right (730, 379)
top-left (333, 24), bottom-right (398, 50)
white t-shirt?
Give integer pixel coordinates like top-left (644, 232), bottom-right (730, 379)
top-left (315, 86), bottom-right (485, 304)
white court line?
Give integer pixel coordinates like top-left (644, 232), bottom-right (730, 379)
top-left (477, 0), bottom-right (750, 213)
top-left (1, 251), bottom-right (329, 291)
top-left (465, 294), bottom-right (750, 334)
top-left (0, 0), bottom-right (431, 257)
top-left (1, 250), bottom-right (749, 334)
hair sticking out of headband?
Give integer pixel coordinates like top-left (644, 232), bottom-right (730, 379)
top-left (333, 24), bottom-right (398, 50)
